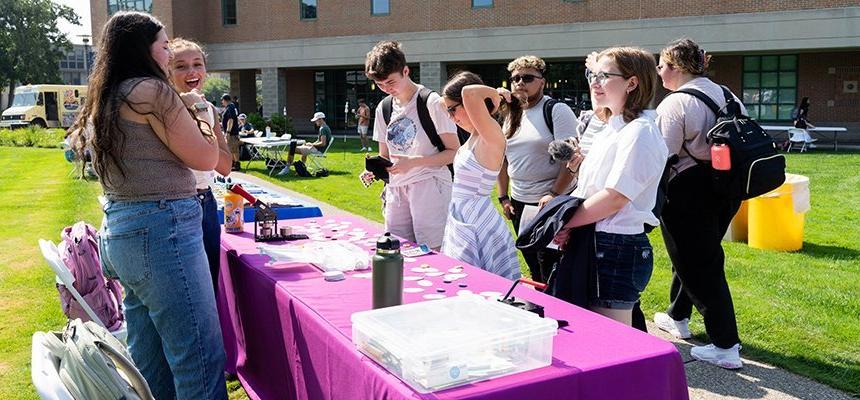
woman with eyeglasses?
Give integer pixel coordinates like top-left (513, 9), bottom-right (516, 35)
top-left (497, 55), bottom-right (578, 283)
top-left (552, 47), bottom-right (668, 327)
top-left (653, 38), bottom-right (746, 369)
top-left (440, 71), bottom-right (521, 280)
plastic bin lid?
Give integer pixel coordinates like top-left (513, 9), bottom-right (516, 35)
top-left (351, 294), bottom-right (558, 360)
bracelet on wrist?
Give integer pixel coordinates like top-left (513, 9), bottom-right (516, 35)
top-left (498, 195), bottom-right (510, 203)
top-left (548, 190), bottom-right (560, 197)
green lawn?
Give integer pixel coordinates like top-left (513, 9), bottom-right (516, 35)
top-left (0, 142), bottom-right (857, 397)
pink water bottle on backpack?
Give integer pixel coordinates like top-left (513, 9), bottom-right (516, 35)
top-left (711, 143), bottom-right (731, 171)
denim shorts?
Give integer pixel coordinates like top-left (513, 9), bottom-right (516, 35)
top-left (590, 231), bottom-right (654, 310)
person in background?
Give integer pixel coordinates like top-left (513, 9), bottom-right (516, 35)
top-left (169, 37), bottom-right (233, 296)
top-left (238, 113), bottom-right (255, 136)
top-left (74, 11), bottom-right (226, 398)
top-left (221, 94), bottom-right (241, 171)
top-left (357, 98), bottom-right (372, 151)
top-left (553, 47), bottom-right (668, 327)
top-left (440, 71), bottom-right (521, 280)
top-left (497, 55), bottom-right (578, 283)
top-left (283, 111), bottom-right (332, 173)
top-left (654, 38), bottom-right (746, 369)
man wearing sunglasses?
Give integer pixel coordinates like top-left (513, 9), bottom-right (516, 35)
top-left (497, 55), bottom-right (578, 283)
top-left (363, 41), bottom-right (460, 251)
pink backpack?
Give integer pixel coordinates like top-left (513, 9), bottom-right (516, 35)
top-left (57, 222), bottom-right (124, 332)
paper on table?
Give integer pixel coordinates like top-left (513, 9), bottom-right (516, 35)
top-left (518, 205), bottom-right (539, 236)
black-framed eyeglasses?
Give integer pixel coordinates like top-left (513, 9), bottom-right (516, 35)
top-left (585, 70), bottom-right (627, 86)
top-left (446, 103), bottom-right (462, 117)
top-left (510, 74), bottom-right (543, 84)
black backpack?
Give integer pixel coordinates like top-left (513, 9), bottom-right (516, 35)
top-left (670, 86), bottom-right (785, 200)
top-left (380, 87), bottom-right (469, 178)
top-left (292, 160), bottom-right (312, 177)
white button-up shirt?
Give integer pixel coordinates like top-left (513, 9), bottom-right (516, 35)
top-left (572, 111), bottom-right (669, 234)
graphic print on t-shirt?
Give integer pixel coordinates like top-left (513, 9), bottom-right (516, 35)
top-left (387, 116), bottom-right (418, 152)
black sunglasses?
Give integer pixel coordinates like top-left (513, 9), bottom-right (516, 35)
top-left (510, 74), bottom-right (543, 84)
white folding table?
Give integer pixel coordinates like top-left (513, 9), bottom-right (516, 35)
top-left (760, 125), bottom-right (848, 151)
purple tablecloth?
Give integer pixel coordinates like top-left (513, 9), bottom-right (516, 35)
top-left (216, 215), bottom-right (688, 400)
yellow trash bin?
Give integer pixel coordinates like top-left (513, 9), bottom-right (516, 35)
top-left (747, 173), bottom-right (810, 251)
top-left (723, 200), bottom-right (749, 242)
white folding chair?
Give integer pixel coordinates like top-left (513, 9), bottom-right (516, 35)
top-left (308, 136), bottom-right (334, 175)
top-left (786, 128), bottom-right (816, 152)
top-left (31, 332), bottom-right (74, 400)
top-left (38, 239), bottom-right (128, 343)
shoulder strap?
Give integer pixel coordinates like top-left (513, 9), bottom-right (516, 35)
top-left (543, 98), bottom-right (560, 138)
top-left (667, 89), bottom-right (716, 166)
top-left (670, 88), bottom-right (722, 117)
top-left (380, 95), bottom-right (394, 125)
top-left (415, 87), bottom-right (445, 153)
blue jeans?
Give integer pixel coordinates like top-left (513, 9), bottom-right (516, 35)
top-left (99, 197), bottom-right (227, 400)
top-left (198, 189), bottom-right (221, 294)
top-left (591, 232), bottom-right (654, 310)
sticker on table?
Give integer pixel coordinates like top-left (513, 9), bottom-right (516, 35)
top-left (457, 290), bottom-right (473, 296)
top-left (404, 257), bottom-right (417, 263)
top-left (422, 294), bottom-right (446, 300)
top-left (443, 273), bottom-right (468, 281)
top-left (448, 266), bottom-right (464, 273)
top-left (403, 275), bottom-right (423, 281)
top-left (424, 272), bottom-right (444, 277)
top-left (416, 280), bottom-right (433, 287)
top-left (480, 291), bottom-right (502, 300)
top-left (352, 272), bottom-right (373, 279)
top-left (403, 287), bottom-right (424, 293)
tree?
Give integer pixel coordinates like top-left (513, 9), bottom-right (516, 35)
top-left (0, 0), bottom-right (80, 106)
top-left (202, 75), bottom-right (230, 105)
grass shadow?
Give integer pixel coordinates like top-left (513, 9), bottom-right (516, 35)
top-left (798, 242), bottom-right (860, 260)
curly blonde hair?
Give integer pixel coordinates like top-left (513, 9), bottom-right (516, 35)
top-left (507, 55), bottom-right (546, 75)
top-left (168, 37), bottom-right (207, 65)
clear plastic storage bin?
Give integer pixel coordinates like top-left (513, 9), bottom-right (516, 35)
top-left (351, 294), bottom-right (558, 393)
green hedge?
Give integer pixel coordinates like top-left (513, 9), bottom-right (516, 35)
top-left (0, 127), bottom-right (66, 148)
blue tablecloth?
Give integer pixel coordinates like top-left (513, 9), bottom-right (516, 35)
top-left (212, 178), bottom-right (323, 223)
top-left (216, 205), bottom-right (322, 223)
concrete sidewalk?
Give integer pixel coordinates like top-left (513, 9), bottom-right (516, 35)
top-left (232, 172), bottom-right (857, 400)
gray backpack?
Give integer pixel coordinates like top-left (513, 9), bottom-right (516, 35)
top-left (41, 319), bottom-right (153, 400)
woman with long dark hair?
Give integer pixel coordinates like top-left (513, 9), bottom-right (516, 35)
top-left (74, 12), bottom-right (227, 398)
top-left (440, 71), bottom-right (521, 280)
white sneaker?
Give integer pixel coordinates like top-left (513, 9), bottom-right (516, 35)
top-left (654, 312), bottom-right (692, 339)
top-left (360, 147), bottom-right (367, 151)
top-left (690, 343), bottom-right (743, 369)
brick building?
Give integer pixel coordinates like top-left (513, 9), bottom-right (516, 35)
top-left (92, 1), bottom-right (860, 140)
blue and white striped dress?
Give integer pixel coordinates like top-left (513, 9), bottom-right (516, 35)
top-left (441, 146), bottom-right (521, 280)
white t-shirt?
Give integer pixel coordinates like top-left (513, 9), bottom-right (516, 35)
top-left (372, 85), bottom-right (458, 187)
top-left (504, 96), bottom-right (578, 203)
top-left (572, 111), bottom-right (668, 234)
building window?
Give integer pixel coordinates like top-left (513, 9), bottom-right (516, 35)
top-left (472, 0), bottom-right (493, 8)
top-left (222, 0), bottom-right (237, 25)
top-left (301, 0), bottom-right (317, 19)
top-left (742, 55), bottom-right (797, 121)
top-left (107, 0), bottom-right (152, 15)
top-left (371, 0), bottom-right (389, 15)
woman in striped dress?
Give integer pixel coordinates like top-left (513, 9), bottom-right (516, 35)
top-left (440, 71), bottom-right (521, 280)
